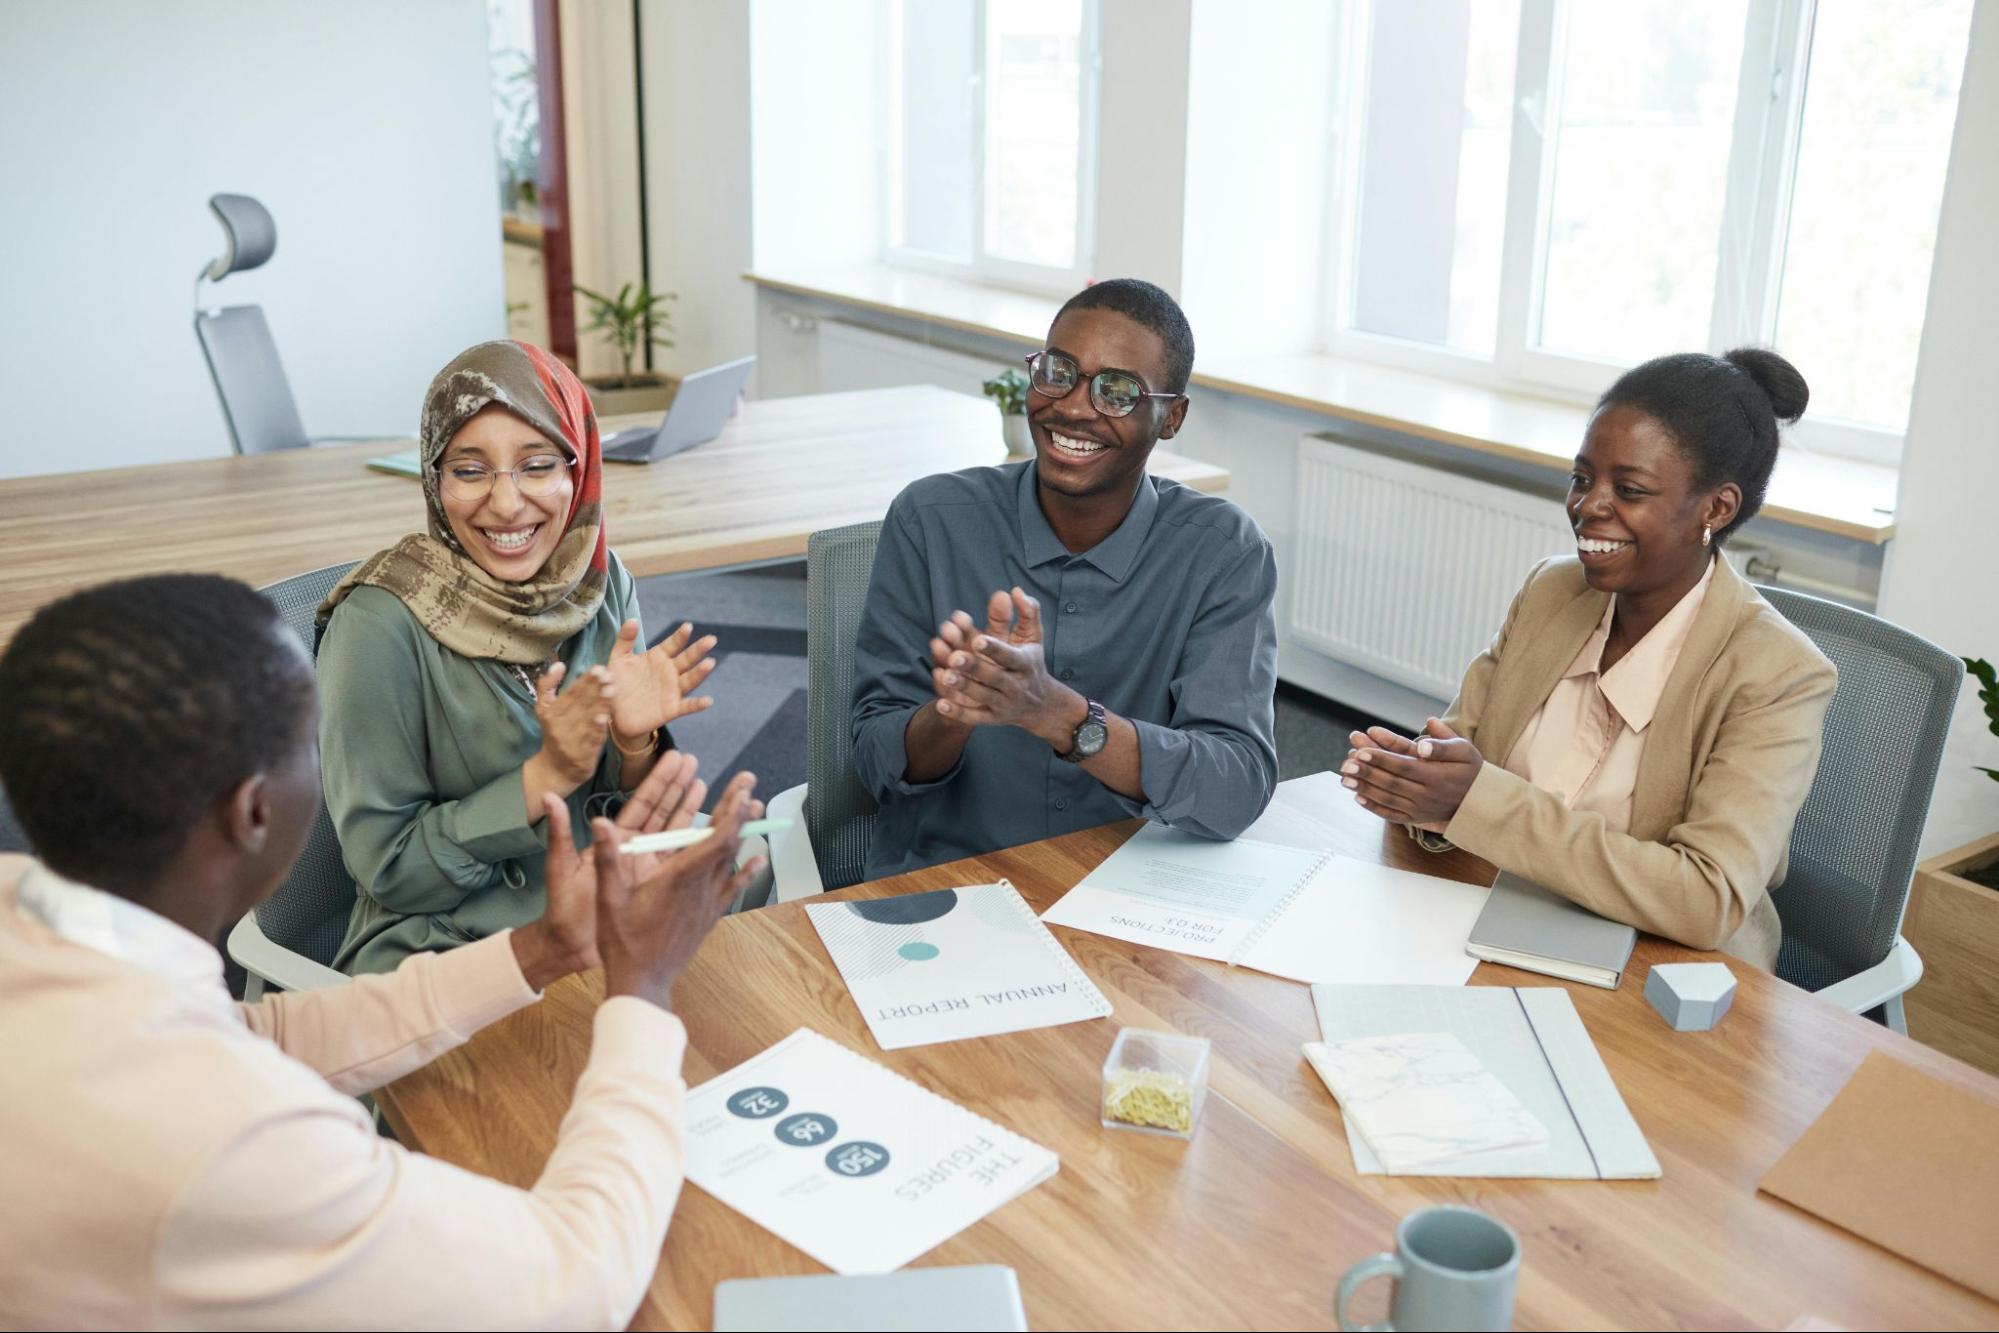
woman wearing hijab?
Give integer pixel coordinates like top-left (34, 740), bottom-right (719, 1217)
top-left (318, 340), bottom-right (721, 975)
top-left (1342, 348), bottom-right (1835, 969)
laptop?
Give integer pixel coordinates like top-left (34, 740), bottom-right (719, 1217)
top-left (601, 353), bottom-right (757, 463)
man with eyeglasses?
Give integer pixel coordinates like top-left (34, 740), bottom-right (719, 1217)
top-left (850, 278), bottom-right (1278, 877)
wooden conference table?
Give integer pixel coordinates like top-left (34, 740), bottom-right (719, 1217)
top-left (378, 792), bottom-right (1999, 1331)
top-left (0, 385), bottom-right (1228, 651)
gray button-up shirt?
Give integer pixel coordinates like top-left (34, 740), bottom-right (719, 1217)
top-left (852, 460), bottom-right (1279, 879)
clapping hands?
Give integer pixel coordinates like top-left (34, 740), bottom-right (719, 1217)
top-left (929, 587), bottom-right (1077, 746)
top-left (1343, 717), bottom-right (1485, 831)
top-left (606, 619), bottom-right (719, 748)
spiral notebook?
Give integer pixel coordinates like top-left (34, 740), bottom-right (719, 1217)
top-left (1040, 824), bottom-right (1488, 986)
top-left (807, 881), bottom-right (1111, 1050)
top-left (684, 1029), bottom-right (1059, 1274)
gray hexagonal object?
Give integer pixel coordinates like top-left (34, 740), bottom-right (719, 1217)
top-left (1644, 962), bottom-right (1737, 1031)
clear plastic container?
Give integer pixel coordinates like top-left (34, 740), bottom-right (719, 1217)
top-left (1100, 1028), bottom-right (1210, 1140)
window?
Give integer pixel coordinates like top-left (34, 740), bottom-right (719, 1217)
top-left (1327, 0), bottom-right (1975, 461)
top-left (886, 0), bottom-right (1099, 290)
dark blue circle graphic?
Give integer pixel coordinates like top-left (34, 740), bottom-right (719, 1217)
top-left (824, 1140), bottom-right (892, 1178)
top-left (726, 1086), bottom-right (790, 1119)
top-left (846, 889), bottom-right (959, 926)
top-left (774, 1112), bottom-right (839, 1146)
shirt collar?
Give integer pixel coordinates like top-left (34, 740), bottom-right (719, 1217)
top-left (1564, 558), bottom-right (1718, 734)
top-left (14, 860), bottom-right (225, 990)
top-left (1014, 460), bottom-right (1160, 584)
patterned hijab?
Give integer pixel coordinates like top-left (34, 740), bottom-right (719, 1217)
top-left (317, 340), bottom-right (609, 665)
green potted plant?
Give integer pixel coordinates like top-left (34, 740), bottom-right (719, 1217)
top-left (982, 367), bottom-right (1033, 457)
top-left (573, 281), bottom-right (678, 417)
top-left (1903, 655), bottom-right (1999, 1073)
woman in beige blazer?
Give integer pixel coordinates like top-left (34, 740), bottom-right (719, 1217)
top-left (1344, 348), bottom-right (1835, 970)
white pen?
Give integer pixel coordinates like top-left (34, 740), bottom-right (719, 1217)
top-left (616, 818), bottom-right (793, 855)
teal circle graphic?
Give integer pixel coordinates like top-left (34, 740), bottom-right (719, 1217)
top-left (897, 941), bottom-right (941, 961)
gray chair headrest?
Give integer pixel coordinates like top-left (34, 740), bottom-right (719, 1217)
top-left (204, 193), bottom-right (277, 280)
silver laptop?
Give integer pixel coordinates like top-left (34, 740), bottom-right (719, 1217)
top-left (602, 354), bottom-right (757, 463)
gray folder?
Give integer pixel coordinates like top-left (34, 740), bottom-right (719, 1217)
top-left (1466, 872), bottom-right (1637, 989)
top-left (713, 1266), bottom-right (1028, 1332)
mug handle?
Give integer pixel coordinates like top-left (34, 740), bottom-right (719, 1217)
top-left (1335, 1252), bottom-right (1405, 1332)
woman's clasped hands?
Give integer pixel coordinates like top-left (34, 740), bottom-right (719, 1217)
top-left (1343, 717), bottom-right (1486, 833)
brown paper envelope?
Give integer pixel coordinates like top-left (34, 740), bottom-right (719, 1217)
top-left (1758, 1050), bottom-right (1999, 1302)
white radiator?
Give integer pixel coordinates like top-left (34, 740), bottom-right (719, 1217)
top-left (1290, 435), bottom-right (1576, 701)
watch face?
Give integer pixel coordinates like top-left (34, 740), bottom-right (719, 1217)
top-left (1074, 721), bottom-right (1109, 756)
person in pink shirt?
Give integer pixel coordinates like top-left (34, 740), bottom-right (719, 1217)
top-left (0, 573), bottom-right (763, 1330)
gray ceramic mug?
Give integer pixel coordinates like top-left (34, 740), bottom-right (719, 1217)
top-left (1335, 1205), bottom-right (1520, 1332)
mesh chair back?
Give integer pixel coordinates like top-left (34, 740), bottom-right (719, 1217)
top-left (0, 782), bottom-right (27, 855)
top-left (195, 305), bottom-right (310, 454)
top-left (804, 522), bottom-right (883, 890)
top-left (255, 563), bottom-right (359, 966)
top-left (1759, 585), bottom-right (1962, 992)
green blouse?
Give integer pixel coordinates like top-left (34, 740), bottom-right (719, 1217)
top-left (318, 552), bottom-right (647, 975)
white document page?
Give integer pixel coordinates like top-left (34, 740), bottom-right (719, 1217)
top-left (1311, 984), bottom-right (1660, 1180)
top-left (684, 1029), bottom-right (1059, 1274)
top-left (1240, 857), bottom-right (1488, 986)
top-left (807, 882), bottom-right (1111, 1051)
top-left (1039, 825), bottom-right (1324, 961)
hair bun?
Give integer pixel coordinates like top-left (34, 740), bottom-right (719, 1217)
top-left (1724, 346), bottom-right (1809, 423)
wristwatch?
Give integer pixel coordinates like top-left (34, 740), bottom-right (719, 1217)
top-left (1058, 698), bottom-right (1108, 764)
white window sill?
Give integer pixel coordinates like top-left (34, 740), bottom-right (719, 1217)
top-left (744, 265), bottom-right (1897, 544)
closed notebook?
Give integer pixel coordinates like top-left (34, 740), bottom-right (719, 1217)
top-left (1466, 871), bottom-right (1636, 989)
top-left (713, 1266), bottom-right (1028, 1332)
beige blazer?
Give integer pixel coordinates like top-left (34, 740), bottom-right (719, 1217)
top-left (1436, 554), bottom-right (1836, 970)
top-left (0, 856), bottom-right (690, 1331)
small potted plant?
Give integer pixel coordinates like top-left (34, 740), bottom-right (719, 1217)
top-left (1903, 655), bottom-right (1999, 1072)
top-left (573, 281), bottom-right (678, 417)
top-left (982, 367), bottom-right (1033, 457)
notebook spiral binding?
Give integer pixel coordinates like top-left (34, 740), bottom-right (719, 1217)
top-left (994, 879), bottom-right (1112, 1016)
top-left (1226, 850), bottom-right (1334, 967)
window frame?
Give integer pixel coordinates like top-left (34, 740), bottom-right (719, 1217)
top-left (1322, 0), bottom-right (1952, 467)
top-left (882, 0), bottom-right (1102, 298)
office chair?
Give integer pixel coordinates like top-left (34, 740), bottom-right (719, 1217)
top-left (0, 782), bottom-right (27, 855)
top-left (766, 521), bottom-right (883, 900)
top-left (193, 194), bottom-right (371, 456)
top-left (225, 562), bottom-right (359, 997)
top-left (1759, 585), bottom-right (1962, 1033)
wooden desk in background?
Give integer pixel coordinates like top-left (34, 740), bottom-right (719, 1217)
top-left (0, 385), bottom-right (1229, 650)
top-left (377, 795), bottom-right (1999, 1332)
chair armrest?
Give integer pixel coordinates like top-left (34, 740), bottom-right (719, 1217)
top-left (1815, 936), bottom-right (1924, 1014)
top-left (766, 784), bottom-right (825, 902)
top-left (226, 910), bottom-right (349, 994)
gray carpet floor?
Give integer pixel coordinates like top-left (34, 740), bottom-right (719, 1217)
top-left (635, 563), bottom-right (1382, 802)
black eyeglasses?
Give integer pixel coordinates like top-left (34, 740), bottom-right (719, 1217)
top-left (1024, 350), bottom-right (1179, 418)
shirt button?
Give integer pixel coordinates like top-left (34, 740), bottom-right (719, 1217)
top-left (1059, 667), bottom-right (1075, 681)
top-left (1064, 601), bottom-right (1078, 613)
top-left (1054, 798), bottom-right (1069, 811)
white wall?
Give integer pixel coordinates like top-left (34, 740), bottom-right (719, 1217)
top-left (0, 1), bottom-right (502, 479)
top-left (1877, 2), bottom-right (1999, 859)
top-left (637, 0), bottom-right (757, 380)
top-left (1093, 0), bottom-right (1192, 289)
top-left (748, 0), bottom-right (882, 273)
top-left (1181, 0), bottom-right (1334, 355)
top-left (562, 0), bottom-right (647, 381)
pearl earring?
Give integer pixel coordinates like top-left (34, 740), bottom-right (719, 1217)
top-left (1702, 524), bottom-right (1712, 548)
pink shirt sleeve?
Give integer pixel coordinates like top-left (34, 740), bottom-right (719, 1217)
top-left (236, 932), bottom-right (538, 1096)
top-left (153, 999), bottom-right (689, 1331)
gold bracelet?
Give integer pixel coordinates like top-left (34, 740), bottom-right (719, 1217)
top-left (612, 730), bottom-right (658, 758)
